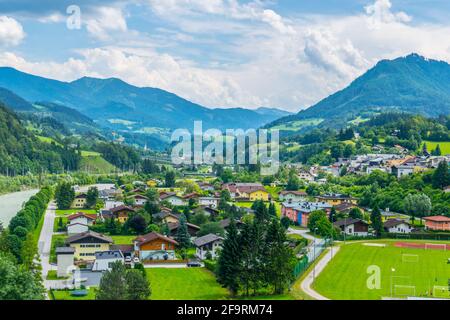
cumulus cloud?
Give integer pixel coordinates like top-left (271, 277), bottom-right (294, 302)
top-left (0, 16), bottom-right (25, 46)
top-left (365, 0), bottom-right (412, 29)
top-left (85, 7), bottom-right (128, 41)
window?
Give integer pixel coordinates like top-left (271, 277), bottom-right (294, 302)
top-left (161, 244), bottom-right (165, 250)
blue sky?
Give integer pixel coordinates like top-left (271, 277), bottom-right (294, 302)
top-left (0, 0), bottom-right (450, 111)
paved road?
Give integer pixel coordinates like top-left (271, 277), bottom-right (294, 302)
top-left (38, 201), bottom-right (56, 279)
top-left (288, 228), bottom-right (325, 261)
top-left (300, 246), bottom-right (340, 300)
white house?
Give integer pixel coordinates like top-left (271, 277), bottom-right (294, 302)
top-left (104, 200), bottom-right (125, 210)
top-left (67, 213), bottom-right (97, 226)
top-left (333, 218), bottom-right (370, 237)
top-left (133, 194), bottom-right (148, 206)
top-left (56, 247), bottom-right (75, 278)
top-left (384, 219), bottom-right (414, 234)
top-left (67, 222), bottom-right (89, 235)
top-left (278, 191), bottom-right (308, 203)
top-left (92, 250), bottom-right (124, 272)
top-left (193, 234), bottom-right (224, 260)
top-left (198, 197), bottom-right (220, 209)
top-left (160, 193), bottom-right (186, 206)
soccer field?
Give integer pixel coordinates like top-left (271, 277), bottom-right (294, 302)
top-left (313, 241), bottom-right (450, 300)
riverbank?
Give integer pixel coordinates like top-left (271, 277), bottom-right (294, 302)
top-left (0, 189), bottom-right (39, 225)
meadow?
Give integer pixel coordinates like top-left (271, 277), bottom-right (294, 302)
top-left (313, 241), bottom-right (450, 300)
top-left (145, 268), bottom-right (230, 300)
top-left (423, 141), bottom-right (450, 155)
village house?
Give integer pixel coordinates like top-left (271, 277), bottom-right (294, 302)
top-left (168, 222), bottom-right (201, 237)
top-left (281, 201), bottom-right (332, 227)
top-left (110, 205), bottom-right (136, 224)
top-left (278, 191), bottom-right (308, 203)
top-left (56, 247), bottom-right (75, 278)
top-left (65, 231), bottom-right (113, 261)
top-left (198, 182), bottom-right (215, 192)
top-left (333, 218), bottom-right (370, 237)
top-left (315, 194), bottom-right (358, 206)
top-left (152, 211), bottom-right (180, 224)
top-left (193, 234), bottom-right (224, 260)
top-left (92, 250), bottom-right (124, 272)
top-left (383, 219), bottom-right (414, 234)
top-left (298, 169), bottom-right (316, 183)
top-left (132, 194), bottom-right (148, 206)
top-left (134, 232), bottom-right (178, 261)
top-left (194, 206), bottom-right (220, 218)
top-left (424, 216), bottom-right (450, 231)
top-left (71, 193), bottom-right (88, 208)
top-left (223, 183), bottom-right (270, 201)
top-left (67, 212), bottom-right (97, 226)
top-left (160, 192), bottom-right (186, 206)
top-left (219, 218), bottom-right (244, 231)
top-left (198, 197), bottom-right (220, 209)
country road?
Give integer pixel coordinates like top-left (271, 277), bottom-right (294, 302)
top-left (300, 246), bottom-right (340, 300)
top-left (38, 201), bottom-right (56, 286)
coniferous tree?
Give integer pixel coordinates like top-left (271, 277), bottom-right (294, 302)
top-left (86, 187), bottom-right (99, 208)
top-left (264, 219), bottom-right (296, 294)
top-left (432, 161), bottom-right (450, 189)
top-left (370, 206), bottom-right (383, 237)
top-left (217, 221), bottom-right (242, 296)
top-left (329, 207), bottom-right (337, 223)
top-left (268, 202), bottom-right (277, 218)
top-left (175, 214), bottom-right (191, 249)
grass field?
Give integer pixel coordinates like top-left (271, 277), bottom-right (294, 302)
top-left (145, 268), bottom-right (230, 300)
top-left (314, 241), bottom-right (450, 300)
top-left (423, 141), bottom-right (450, 155)
top-left (111, 235), bottom-right (136, 245)
top-left (271, 119), bottom-right (324, 132)
top-left (80, 155), bottom-right (117, 174)
top-left (56, 209), bottom-right (97, 216)
top-left (52, 288), bottom-right (96, 300)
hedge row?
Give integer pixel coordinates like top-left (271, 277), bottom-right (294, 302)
top-left (5, 186), bottom-right (53, 262)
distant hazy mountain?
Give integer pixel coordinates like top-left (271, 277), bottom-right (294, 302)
top-left (268, 54), bottom-right (450, 132)
top-left (0, 68), bottom-right (290, 133)
top-left (0, 87), bottom-right (98, 135)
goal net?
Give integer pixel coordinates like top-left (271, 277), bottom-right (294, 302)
top-left (424, 243), bottom-right (448, 251)
top-left (394, 285), bottom-right (416, 297)
top-left (432, 286), bottom-right (450, 299)
top-left (402, 254), bottom-right (419, 263)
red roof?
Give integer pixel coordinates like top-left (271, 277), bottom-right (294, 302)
top-left (424, 216), bottom-right (450, 222)
top-left (68, 213), bottom-right (97, 221)
top-left (134, 232), bottom-right (178, 246)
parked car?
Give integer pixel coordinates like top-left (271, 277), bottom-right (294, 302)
top-left (133, 257), bottom-right (140, 264)
top-left (125, 256), bottom-right (132, 263)
top-left (187, 260), bottom-right (202, 268)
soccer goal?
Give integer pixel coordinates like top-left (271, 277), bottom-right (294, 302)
top-left (425, 243), bottom-right (448, 251)
top-left (394, 285), bottom-right (416, 297)
top-left (402, 254), bottom-right (419, 263)
top-left (432, 286), bottom-right (450, 299)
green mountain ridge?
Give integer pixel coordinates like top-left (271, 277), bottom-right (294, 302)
top-left (0, 68), bottom-right (291, 134)
top-left (268, 54), bottom-right (450, 133)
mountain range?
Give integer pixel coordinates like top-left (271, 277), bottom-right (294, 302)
top-left (0, 67), bottom-right (291, 137)
top-left (268, 54), bottom-right (450, 133)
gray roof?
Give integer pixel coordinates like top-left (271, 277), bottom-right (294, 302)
top-left (95, 250), bottom-right (124, 260)
top-left (55, 247), bottom-right (75, 255)
top-left (333, 218), bottom-right (368, 227)
top-left (193, 234), bottom-right (224, 247)
top-left (66, 231), bottom-right (113, 244)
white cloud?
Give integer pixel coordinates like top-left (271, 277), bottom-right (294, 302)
top-left (0, 16), bottom-right (25, 46)
top-left (147, 0), bottom-right (295, 35)
top-left (365, 0), bottom-right (412, 29)
top-left (85, 7), bottom-right (128, 41)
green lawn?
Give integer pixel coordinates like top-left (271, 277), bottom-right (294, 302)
top-left (79, 155), bottom-right (117, 174)
top-left (47, 270), bottom-right (69, 280)
top-left (110, 235), bottom-right (136, 245)
top-left (314, 241), bottom-right (450, 300)
top-left (53, 216), bottom-right (68, 232)
top-left (50, 234), bottom-right (68, 263)
top-left (423, 141), bottom-right (450, 155)
top-left (81, 150), bottom-right (101, 157)
top-left (235, 201), bottom-right (281, 217)
top-left (56, 209), bottom-right (97, 216)
top-left (146, 268), bottom-right (230, 300)
top-left (52, 288), bottom-right (97, 300)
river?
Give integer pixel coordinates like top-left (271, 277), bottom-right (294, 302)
top-left (0, 189), bottom-right (39, 226)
